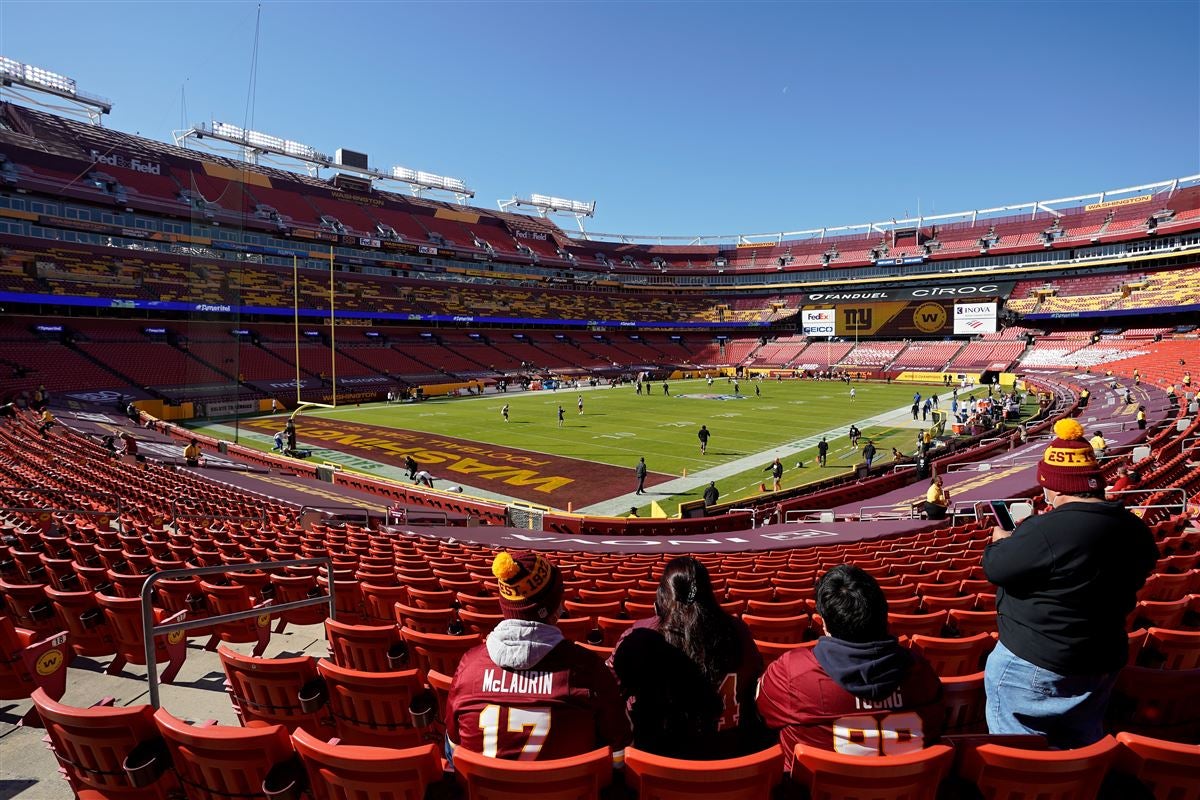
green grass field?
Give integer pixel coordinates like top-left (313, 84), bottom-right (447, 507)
top-left (191, 378), bottom-right (1017, 516)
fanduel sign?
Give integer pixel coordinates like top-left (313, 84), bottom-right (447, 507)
top-left (90, 150), bottom-right (162, 174)
top-left (804, 281), bottom-right (1013, 303)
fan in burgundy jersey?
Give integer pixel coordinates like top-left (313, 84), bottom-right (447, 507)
top-left (756, 565), bottom-right (944, 772)
top-left (446, 551), bottom-right (630, 761)
top-left (610, 556), bottom-right (770, 760)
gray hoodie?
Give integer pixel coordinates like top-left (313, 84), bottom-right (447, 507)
top-left (486, 619), bottom-right (565, 671)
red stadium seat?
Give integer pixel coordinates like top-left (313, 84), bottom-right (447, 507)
top-left (907, 632), bottom-right (996, 678)
top-left (426, 668), bottom-right (454, 726)
top-left (452, 745), bottom-right (612, 799)
top-left (291, 728), bottom-right (443, 800)
top-left (790, 743), bottom-right (953, 800)
top-left (31, 689), bottom-right (180, 800)
top-left (360, 583), bottom-right (409, 623)
top-left (314, 658), bottom-right (427, 748)
top-left (394, 601), bottom-right (456, 634)
top-left (625, 745), bottom-right (784, 800)
top-left (1107, 666), bottom-right (1200, 741)
top-left (957, 736), bottom-right (1119, 800)
top-left (217, 645), bottom-right (330, 735)
top-left (1112, 731), bottom-right (1200, 800)
top-left (741, 613), bottom-right (808, 643)
top-left (153, 708), bottom-right (296, 800)
top-left (1141, 627), bottom-right (1200, 669)
top-left (940, 671), bottom-right (987, 734)
top-left (458, 607), bottom-right (504, 636)
top-left (325, 619), bottom-right (407, 672)
top-left (400, 626), bottom-right (480, 675)
top-left (43, 586), bottom-right (115, 657)
top-left (887, 611), bottom-right (948, 638)
top-left (95, 594), bottom-right (187, 682)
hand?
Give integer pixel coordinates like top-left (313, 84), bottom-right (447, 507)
top-left (991, 526), bottom-right (1013, 542)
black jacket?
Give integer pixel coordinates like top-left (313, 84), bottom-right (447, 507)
top-left (982, 500), bottom-right (1158, 674)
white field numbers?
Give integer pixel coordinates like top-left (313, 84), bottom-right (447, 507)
top-left (832, 711), bottom-right (924, 756)
top-left (478, 704), bottom-right (552, 760)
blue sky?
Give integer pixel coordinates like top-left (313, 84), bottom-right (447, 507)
top-left (2, 1), bottom-right (1197, 238)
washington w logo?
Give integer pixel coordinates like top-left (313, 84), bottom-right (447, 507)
top-left (913, 303), bottom-right (947, 333)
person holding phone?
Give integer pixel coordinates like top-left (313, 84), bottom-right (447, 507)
top-left (981, 419), bottom-right (1158, 749)
top-left (923, 475), bottom-right (950, 520)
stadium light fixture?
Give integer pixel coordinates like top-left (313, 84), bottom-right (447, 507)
top-left (0, 56), bottom-right (112, 123)
top-left (390, 166), bottom-right (473, 201)
top-left (498, 194), bottom-right (597, 233)
top-left (205, 120), bottom-right (331, 165)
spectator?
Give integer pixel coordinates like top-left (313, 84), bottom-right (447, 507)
top-left (183, 439), bottom-right (202, 467)
top-left (611, 557), bottom-right (767, 759)
top-left (924, 475), bottom-right (950, 520)
top-left (757, 565), bottom-right (944, 771)
top-left (817, 437), bottom-right (829, 467)
top-left (982, 418), bottom-right (1158, 748)
top-left (1135, 405), bottom-right (1146, 430)
top-left (703, 481), bottom-right (719, 506)
top-left (446, 552), bottom-right (629, 761)
top-left (635, 457), bottom-right (648, 495)
top-left (1106, 466), bottom-right (1139, 500)
top-left (1089, 430), bottom-right (1107, 458)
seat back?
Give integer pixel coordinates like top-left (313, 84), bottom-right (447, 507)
top-left (940, 672), bottom-right (987, 735)
top-left (316, 658), bottom-right (425, 748)
top-left (0, 617), bottom-right (70, 701)
top-left (153, 708), bottom-right (295, 800)
top-left (1107, 666), bottom-right (1200, 741)
top-left (32, 689), bottom-right (178, 800)
top-left (400, 627), bottom-right (480, 675)
top-left (452, 746), bottom-right (611, 800)
top-left (325, 619), bottom-right (405, 672)
top-left (1143, 627), bottom-right (1200, 670)
top-left (44, 586), bottom-right (115, 657)
top-left (791, 743), bottom-right (953, 800)
top-left (291, 728), bottom-right (442, 800)
top-left (1113, 731), bottom-right (1200, 800)
top-left (907, 633), bottom-right (995, 678)
top-left (625, 745), bottom-right (784, 800)
top-left (216, 645), bottom-right (327, 733)
top-left (958, 736), bottom-right (1118, 800)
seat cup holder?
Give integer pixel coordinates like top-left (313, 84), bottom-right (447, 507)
top-left (409, 690), bottom-right (436, 729)
top-left (29, 601), bottom-right (56, 622)
top-left (262, 758), bottom-right (306, 800)
top-left (80, 607), bottom-right (104, 629)
top-left (123, 738), bottom-right (169, 788)
top-left (297, 678), bottom-right (327, 714)
top-left (387, 641), bottom-right (410, 669)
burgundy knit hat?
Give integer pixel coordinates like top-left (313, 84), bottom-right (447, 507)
top-left (1037, 418), bottom-right (1103, 494)
top-left (491, 551), bottom-right (563, 622)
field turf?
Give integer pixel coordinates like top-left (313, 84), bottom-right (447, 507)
top-left (192, 378), bottom-right (1003, 516)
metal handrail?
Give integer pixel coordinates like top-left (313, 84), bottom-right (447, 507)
top-left (728, 507), bottom-right (761, 527)
top-left (1109, 487), bottom-right (1188, 513)
top-left (140, 557), bottom-right (335, 708)
top-left (856, 503), bottom-right (916, 521)
top-left (783, 509), bottom-right (835, 524)
top-left (299, 505), bottom-right (373, 526)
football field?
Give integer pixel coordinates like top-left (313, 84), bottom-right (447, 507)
top-left (192, 378), bottom-right (992, 516)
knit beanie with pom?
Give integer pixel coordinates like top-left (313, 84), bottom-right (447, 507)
top-left (492, 551), bottom-right (564, 621)
top-left (1037, 418), bottom-right (1103, 494)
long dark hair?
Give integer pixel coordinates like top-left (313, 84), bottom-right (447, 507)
top-left (655, 556), bottom-right (737, 685)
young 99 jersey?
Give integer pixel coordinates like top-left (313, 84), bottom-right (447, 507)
top-left (447, 639), bottom-right (630, 761)
top-left (756, 646), bottom-right (944, 771)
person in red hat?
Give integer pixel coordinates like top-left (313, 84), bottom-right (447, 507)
top-left (981, 418), bottom-right (1158, 748)
top-left (446, 551), bottom-right (630, 762)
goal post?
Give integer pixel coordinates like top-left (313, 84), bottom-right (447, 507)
top-left (292, 250), bottom-right (337, 410)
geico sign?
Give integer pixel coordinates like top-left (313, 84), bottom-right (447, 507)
top-left (911, 285), bottom-right (998, 297)
top-left (90, 150), bottom-right (162, 174)
top-left (804, 324), bottom-right (836, 335)
top-left (955, 303), bottom-right (995, 316)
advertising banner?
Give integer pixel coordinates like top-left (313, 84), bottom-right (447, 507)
top-left (802, 280), bottom-right (1013, 304)
top-left (953, 301), bottom-right (998, 334)
top-left (801, 308), bottom-right (836, 337)
top-left (833, 301), bottom-right (953, 337)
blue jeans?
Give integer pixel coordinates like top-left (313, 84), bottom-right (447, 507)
top-left (984, 640), bottom-right (1118, 749)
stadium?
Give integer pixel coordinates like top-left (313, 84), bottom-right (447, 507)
top-left (0, 5), bottom-right (1198, 797)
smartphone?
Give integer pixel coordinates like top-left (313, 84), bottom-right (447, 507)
top-left (990, 500), bottom-right (1016, 532)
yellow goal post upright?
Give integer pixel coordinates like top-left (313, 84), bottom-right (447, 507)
top-left (290, 247), bottom-right (337, 416)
